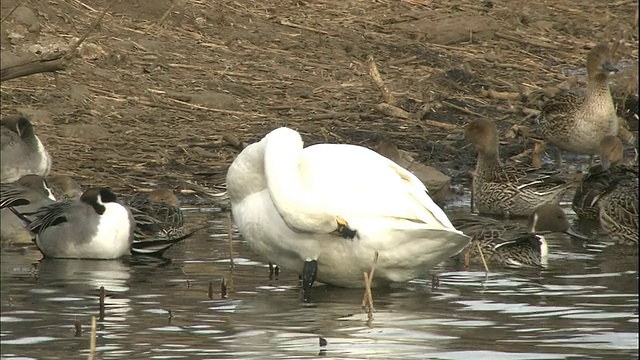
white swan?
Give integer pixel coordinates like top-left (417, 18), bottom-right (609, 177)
top-left (227, 127), bottom-right (470, 296)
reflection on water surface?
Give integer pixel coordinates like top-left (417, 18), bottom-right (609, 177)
top-left (1, 209), bottom-right (637, 359)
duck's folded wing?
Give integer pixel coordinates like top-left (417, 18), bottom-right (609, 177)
top-left (128, 196), bottom-right (185, 231)
top-left (130, 206), bottom-right (164, 237)
top-left (601, 180), bottom-right (639, 230)
top-left (451, 215), bottom-right (512, 239)
top-left (514, 166), bottom-right (568, 192)
top-left (538, 89), bottom-right (584, 120)
top-left (492, 233), bottom-right (544, 268)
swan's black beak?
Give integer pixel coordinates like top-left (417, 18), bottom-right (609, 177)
top-left (302, 259), bottom-right (318, 302)
top-left (564, 226), bottom-right (590, 241)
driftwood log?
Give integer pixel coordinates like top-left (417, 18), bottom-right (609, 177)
top-left (0, 52), bottom-right (67, 82)
top-left (0, 0), bottom-right (114, 82)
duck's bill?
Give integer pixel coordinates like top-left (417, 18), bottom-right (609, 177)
top-left (603, 60), bottom-right (619, 73)
top-left (564, 226), bottom-right (590, 241)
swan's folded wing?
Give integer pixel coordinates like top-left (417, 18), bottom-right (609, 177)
top-left (300, 144), bottom-right (457, 230)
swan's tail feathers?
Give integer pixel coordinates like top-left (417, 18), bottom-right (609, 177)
top-left (407, 227), bottom-right (471, 257)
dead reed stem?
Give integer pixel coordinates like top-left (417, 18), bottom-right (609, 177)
top-left (88, 316), bottom-right (97, 360)
top-left (227, 212), bottom-right (235, 269)
top-left (98, 286), bottom-right (105, 321)
top-left (476, 242), bottom-right (490, 273)
top-left (362, 251), bottom-right (379, 322)
top-left (368, 56), bottom-right (396, 106)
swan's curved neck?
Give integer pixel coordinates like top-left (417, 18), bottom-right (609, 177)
top-left (263, 128), bottom-right (337, 234)
top-left (226, 141), bottom-right (267, 204)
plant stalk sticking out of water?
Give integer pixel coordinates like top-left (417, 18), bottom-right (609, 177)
top-left (227, 212), bottom-right (235, 270)
top-left (362, 251), bottom-right (379, 323)
top-left (98, 286), bottom-right (105, 321)
top-left (88, 316), bottom-right (97, 360)
top-left (180, 264), bottom-right (192, 288)
top-left (268, 262), bottom-right (280, 280)
top-left (74, 320), bottom-right (82, 337)
top-left (221, 277), bottom-right (228, 299)
top-left (476, 242), bottom-right (490, 274)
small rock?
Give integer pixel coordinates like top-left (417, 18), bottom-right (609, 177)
top-left (13, 6), bottom-right (40, 33)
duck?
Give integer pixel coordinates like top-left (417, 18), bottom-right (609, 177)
top-left (598, 178), bottom-right (638, 246)
top-left (466, 118), bottom-right (571, 218)
top-left (451, 204), bottom-right (589, 268)
top-left (125, 188), bottom-right (198, 257)
top-left (226, 126), bottom-right (470, 300)
top-left (46, 175), bottom-right (83, 201)
top-left (536, 43), bottom-right (619, 166)
top-left (8, 187), bottom-right (135, 259)
top-left (1, 174), bottom-right (56, 245)
top-left (572, 135), bottom-right (635, 220)
top-left (585, 136), bottom-right (639, 246)
top-left (1, 115), bottom-right (52, 183)
top-left (126, 188), bottom-right (184, 236)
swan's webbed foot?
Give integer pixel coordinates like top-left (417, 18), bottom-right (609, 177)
top-left (302, 259), bottom-right (317, 302)
top-left (334, 216), bottom-right (357, 239)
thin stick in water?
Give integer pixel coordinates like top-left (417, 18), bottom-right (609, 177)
top-left (361, 251), bottom-right (379, 322)
top-left (180, 264), bottom-right (192, 288)
top-left (361, 251), bottom-right (379, 308)
top-left (476, 242), bottom-right (490, 273)
top-left (227, 212), bottom-right (235, 269)
top-left (221, 277), bottom-right (228, 299)
top-left (74, 320), bottom-right (82, 337)
top-left (88, 316), bottom-right (97, 360)
top-left (98, 286), bottom-right (105, 321)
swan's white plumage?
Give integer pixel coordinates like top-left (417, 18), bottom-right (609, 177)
top-left (227, 127), bottom-right (470, 288)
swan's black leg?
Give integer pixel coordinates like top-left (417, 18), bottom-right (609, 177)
top-left (302, 259), bottom-right (317, 302)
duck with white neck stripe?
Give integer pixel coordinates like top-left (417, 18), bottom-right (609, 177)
top-left (9, 187), bottom-right (135, 259)
top-left (451, 204), bottom-right (589, 268)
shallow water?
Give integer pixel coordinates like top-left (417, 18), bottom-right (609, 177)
top-left (1, 207), bottom-right (638, 359)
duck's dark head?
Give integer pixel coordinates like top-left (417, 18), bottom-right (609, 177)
top-left (81, 187), bottom-right (119, 215)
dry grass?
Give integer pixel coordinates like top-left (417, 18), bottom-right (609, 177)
top-left (1, 0), bottom-right (637, 196)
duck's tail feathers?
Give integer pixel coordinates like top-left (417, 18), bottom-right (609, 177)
top-left (1, 197), bottom-right (31, 209)
top-left (8, 207), bottom-right (33, 226)
top-left (7, 207), bottom-right (38, 244)
top-left (131, 224), bottom-right (207, 257)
